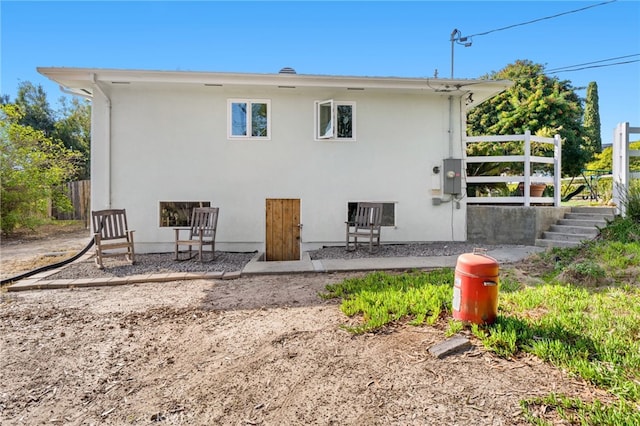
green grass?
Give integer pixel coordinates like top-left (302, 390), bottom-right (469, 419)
top-left (320, 270), bottom-right (453, 334)
top-left (322, 229), bottom-right (640, 424)
top-left (521, 393), bottom-right (640, 425)
top-left (498, 284), bottom-right (640, 398)
top-left (599, 241), bottom-right (640, 269)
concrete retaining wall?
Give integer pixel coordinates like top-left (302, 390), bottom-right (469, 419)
top-left (467, 205), bottom-right (570, 245)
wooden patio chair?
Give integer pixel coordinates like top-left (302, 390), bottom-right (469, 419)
top-left (345, 202), bottom-right (383, 253)
top-left (174, 207), bottom-right (219, 262)
top-left (91, 209), bottom-right (135, 269)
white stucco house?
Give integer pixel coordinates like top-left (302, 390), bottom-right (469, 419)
top-left (38, 67), bottom-right (511, 260)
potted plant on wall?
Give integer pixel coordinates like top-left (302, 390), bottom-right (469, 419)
top-left (518, 171), bottom-right (548, 197)
top-left (518, 182), bottom-right (546, 196)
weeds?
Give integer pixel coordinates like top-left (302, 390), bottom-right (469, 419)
top-left (560, 259), bottom-right (607, 286)
top-left (324, 215), bottom-right (640, 424)
top-left (445, 318), bottom-right (463, 337)
top-left (600, 179), bottom-right (640, 243)
top-left (522, 393), bottom-right (640, 425)
top-left (599, 216), bottom-right (640, 243)
top-left (619, 179), bottom-right (640, 222)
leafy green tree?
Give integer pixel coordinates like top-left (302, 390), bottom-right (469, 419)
top-left (586, 142), bottom-right (640, 172)
top-left (583, 81), bottom-right (602, 154)
top-left (0, 104), bottom-right (81, 234)
top-left (467, 60), bottom-right (590, 178)
top-left (5, 82), bottom-right (92, 180)
top-left (53, 97), bottom-right (91, 179)
top-left (15, 81), bottom-right (56, 137)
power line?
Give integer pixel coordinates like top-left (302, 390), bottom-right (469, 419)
top-left (546, 54), bottom-right (640, 72)
top-left (466, 0), bottom-right (617, 39)
top-left (547, 59), bottom-right (640, 74)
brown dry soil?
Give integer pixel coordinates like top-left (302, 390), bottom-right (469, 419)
top-left (0, 222), bottom-right (92, 281)
top-left (0, 224), bottom-right (609, 425)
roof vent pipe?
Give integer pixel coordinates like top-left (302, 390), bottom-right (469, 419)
top-left (279, 67), bottom-right (297, 74)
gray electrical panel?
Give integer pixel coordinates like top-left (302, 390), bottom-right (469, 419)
top-left (443, 158), bottom-right (463, 195)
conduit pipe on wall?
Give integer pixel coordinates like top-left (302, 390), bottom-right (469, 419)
top-left (446, 93), bottom-right (467, 241)
top-left (447, 93), bottom-right (469, 173)
top-left (91, 73), bottom-right (112, 209)
top-left (448, 95), bottom-right (455, 158)
top-left (459, 92), bottom-right (469, 157)
top-left (447, 90), bottom-right (472, 159)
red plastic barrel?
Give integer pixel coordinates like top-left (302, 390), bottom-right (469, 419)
top-left (452, 250), bottom-right (499, 325)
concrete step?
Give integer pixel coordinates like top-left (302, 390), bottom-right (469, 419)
top-left (535, 207), bottom-right (615, 247)
top-left (571, 206), bottom-right (616, 215)
top-left (565, 212), bottom-right (615, 221)
top-left (542, 231), bottom-right (593, 242)
top-left (535, 238), bottom-right (581, 248)
top-left (557, 218), bottom-right (608, 228)
top-left (549, 224), bottom-right (599, 235)
top-left (535, 206), bottom-right (614, 249)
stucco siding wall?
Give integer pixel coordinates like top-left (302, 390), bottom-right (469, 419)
top-left (99, 84), bottom-right (465, 252)
top-left (90, 89), bottom-right (110, 211)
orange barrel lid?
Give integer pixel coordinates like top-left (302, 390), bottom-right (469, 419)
top-left (455, 251), bottom-right (499, 278)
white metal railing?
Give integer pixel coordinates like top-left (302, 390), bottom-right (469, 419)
top-left (465, 130), bottom-right (561, 207)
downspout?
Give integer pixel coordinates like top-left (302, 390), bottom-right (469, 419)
top-left (91, 74), bottom-right (112, 208)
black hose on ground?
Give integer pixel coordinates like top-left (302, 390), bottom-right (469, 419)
top-left (1, 238), bottom-right (94, 286)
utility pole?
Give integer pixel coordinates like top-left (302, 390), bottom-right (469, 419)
top-left (450, 29), bottom-right (472, 79)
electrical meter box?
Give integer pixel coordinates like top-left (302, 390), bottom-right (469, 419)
top-left (443, 158), bottom-right (463, 195)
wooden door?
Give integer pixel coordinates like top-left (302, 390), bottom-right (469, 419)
top-left (265, 198), bottom-right (300, 261)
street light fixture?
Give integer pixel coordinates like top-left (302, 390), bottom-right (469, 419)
top-left (450, 28), bottom-right (472, 79)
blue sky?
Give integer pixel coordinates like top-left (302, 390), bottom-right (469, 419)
top-left (1, 1), bottom-right (638, 144)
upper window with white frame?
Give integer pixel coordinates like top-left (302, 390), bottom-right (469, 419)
top-left (228, 99), bottom-right (271, 140)
top-left (315, 100), bottom-right (355, 140)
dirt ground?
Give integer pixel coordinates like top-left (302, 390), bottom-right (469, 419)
top-left (0, 226), bottom-right (608, 425)
top-left (0, 222), bottom-right (92, 280)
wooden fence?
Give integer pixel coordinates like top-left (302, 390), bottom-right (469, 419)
top-left (52, 180), bottom-right (91, 223)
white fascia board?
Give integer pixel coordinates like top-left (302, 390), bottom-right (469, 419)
top-left (37, 66), bottom-right (512, 99)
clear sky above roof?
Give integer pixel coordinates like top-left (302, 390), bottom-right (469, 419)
top-left (2, 1), bottom-right (638, 144)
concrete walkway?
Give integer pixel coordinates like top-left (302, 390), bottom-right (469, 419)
top-left (242, 246), bottom-right (544, 274)
top-left (7, 246), bottom-right (545, 292)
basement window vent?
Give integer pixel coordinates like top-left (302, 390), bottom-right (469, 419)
top-left (159, 201), bottom-right (211, 227)
top-left (348, 202), bottom-right (396, 226)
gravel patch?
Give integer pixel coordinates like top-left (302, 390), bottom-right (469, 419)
top-left (308, 242), bottom-right (507, 260)
top-left (48, 251), bottom-right (257, 279)
top-left (48, 242), bottom-right (513, 280)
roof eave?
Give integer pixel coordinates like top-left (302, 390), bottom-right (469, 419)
top-left (37, 67), bottom-right (512, 100)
